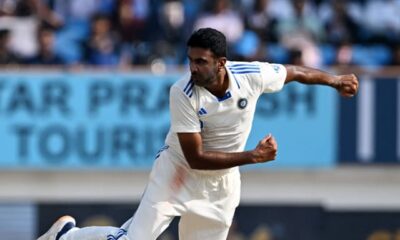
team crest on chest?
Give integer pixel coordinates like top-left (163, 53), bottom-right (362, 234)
top-left (237, 98), bottom-right (248, 109)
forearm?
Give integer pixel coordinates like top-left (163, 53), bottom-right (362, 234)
top-left (186, 150), bottom-right (258, 170)
top-left (284, 64), bottom-right (339, 88)
top-left (178, 133), bottom-right (276, 170)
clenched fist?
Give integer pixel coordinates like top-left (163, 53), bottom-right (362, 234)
top-left (251, 134), bottom-right (278, 163)
top-left (334, 74), bottom-right (359, 97)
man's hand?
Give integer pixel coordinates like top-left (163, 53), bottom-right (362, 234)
top-left (334, 74), bottom-right (359, 97)
top-left (251, 134), bottom-right (278, 163)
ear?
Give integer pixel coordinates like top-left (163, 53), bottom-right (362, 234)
top-left (218, 57), bottom-right (227, 69)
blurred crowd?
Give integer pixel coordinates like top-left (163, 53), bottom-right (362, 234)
top-left (0, 0), bottom-right (399, 68)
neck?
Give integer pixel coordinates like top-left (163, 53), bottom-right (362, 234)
top-left (206, 68), bottom-right (229, 98)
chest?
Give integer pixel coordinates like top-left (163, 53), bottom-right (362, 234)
top-left (196, 90), bottom-right (257, 131)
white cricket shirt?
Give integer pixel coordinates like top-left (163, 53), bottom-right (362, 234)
top-left (164, 61), bottom-right (287, 168)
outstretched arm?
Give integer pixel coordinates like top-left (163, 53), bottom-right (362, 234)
top-left (284, 65), bottom-right (359, 97)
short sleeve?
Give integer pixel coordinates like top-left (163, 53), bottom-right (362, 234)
top-left (259, 63), bottom-right (287, 93)
top-left (169, 85), bottom-right (201, 133)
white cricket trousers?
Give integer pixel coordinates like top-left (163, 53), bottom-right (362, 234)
top-left (61, 150), bottom-right (241, 240)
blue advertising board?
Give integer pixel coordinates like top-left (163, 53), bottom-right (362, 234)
top-left (0, 71), bottom-right (336, 169)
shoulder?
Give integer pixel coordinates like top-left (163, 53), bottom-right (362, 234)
top-left (225, 60), bottom-right (264, 89)
top-left (226, 61), bottom-right (280, 82)
top-left (225, 61), bottom-right (287, 94)
top-left (170, 74), bottom-right (198, 108)
top-left (226, 60), bottom-right (285, 72)
top-left (170, 74), bottom-right (195, 98)
top-left (226, 61), bottom-right (262, 74)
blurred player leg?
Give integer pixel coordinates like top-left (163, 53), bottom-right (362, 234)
top-left (63, 155), bottom-right (178, 240)
top-left (178, 210), bottom-right (235, 240)
top-left (50, 205), bottom-right (175, 240)
top-left (125, 201), bottom-right (175, 239)
top-left (177, 169), bottom-right (240, 240)
top-left (125, 154), bottom-right (182, 239)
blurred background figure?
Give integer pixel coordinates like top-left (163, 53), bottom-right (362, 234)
top-left (158, 0), bottom-right (185, 46)
top-left (318, 0), bottom-right (361, 45)
top-left (155, 0), bottom-right (186, 64)
top-left (45, 0), bottom-right (116, 64)
top-left (23, 24), bottom-right (64, 65)
top-left (233, 0), bottom-right (274, 61)
top-left (335, 40), bottom-right (354, 66)
top-left (0, 0), bottom-right (40, 59)
top-left (244, 0), bottom-right (277, 43)
top-left (0, 29), bottom-right (19, 64)
top-left (275, 0), bottom-right (323, 67)
top-left (0, 0), bottom-right (398, 68)
top-left (114, 0), bottom-right (150, 66)
top-left (47, 0), bottom-right (114, 27)
top-left (193, 0), bottom-right (244, 47)
top-left (82, 13), bottom-right (120, 66)
top-left (363, 0), bottom-right (400, 45)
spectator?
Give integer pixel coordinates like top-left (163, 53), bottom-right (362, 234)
top-left (319, 0), bottom-right (361, 44)
top-left (114, 0), bottom-right (148, 43)
top-left (335, 41), bottom-right (354, 66)
top-left (275, 0), bottom-right (323, 67)
top-left (153, 0), bottom-right (186, 64)
top-left (24, 24), bottom-right (64, 65)
top-left (193, 0), bottom-right (244, 45)
top-left (49, 0), bottom-right (115, 24)
top-left (158, 0), bottom-right (185, 44)
top-left (114, 0), bottom-right (152, 66)
top-left (244, 0), bottom-right (278, 42)
top-left (33, 0), bottom-right (64, 28)
top-left (265, 0), bottom-right (293, 22)
top-left (0, 29), bottom-right (19, 64)
top-left (83, 13), bottom-right (121, 66)
top-left (287, 48), bottom-right (304, 65)
top-left (0, 0), bottom-right (40, 58)
top-left (276, 0), bottom-right (324, 42)
top-left (363, 0), bottom-right (400, 44)
top-left (0, 0), bottom-right (398, 67)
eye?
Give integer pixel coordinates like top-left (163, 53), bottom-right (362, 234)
top-left (188, 57), bottom-right (207, 65)
top-left (195, 59), bottom-right (207, 65)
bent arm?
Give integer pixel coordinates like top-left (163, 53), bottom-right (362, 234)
top-left (284, 64), bottom-right (359, 97)
top-left (177, 132), bottom-right (277, 170)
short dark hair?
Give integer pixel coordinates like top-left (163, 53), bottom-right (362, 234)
top-left (187, 28), bottom-right (227, 58)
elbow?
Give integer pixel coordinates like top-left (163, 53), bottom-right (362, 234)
top-left (183, 152), bottom-right (204, 169)
top-left (186, 158), bottom-right (204, 169)
top-left (284, 64), bottom-right (306, 83)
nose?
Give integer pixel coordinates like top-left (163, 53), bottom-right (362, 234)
top-left (189, 62), bottom-right (198, 73)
